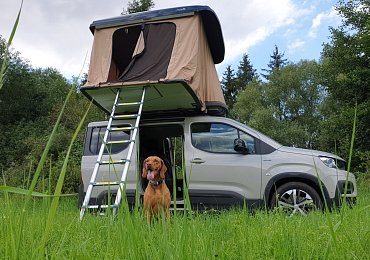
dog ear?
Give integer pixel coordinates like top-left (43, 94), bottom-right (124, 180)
top-left (159, 159), bottom-right (167, 179)
top-left (142, 159), bottom-right (147, 178)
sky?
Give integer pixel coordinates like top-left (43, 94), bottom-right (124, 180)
top-left (0, 0), bottom-right (342, 79)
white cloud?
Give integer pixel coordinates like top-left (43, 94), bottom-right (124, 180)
top-left (287, 39), bottom-right (305, 53)
top-left (308, 7), bottom-right (339, 38)
top-left (158, 0), bottom-right (309, 65)
top-left (224, 27), bottom-right (271, 65)
top-left (1, 0), bottom-right (123, 77)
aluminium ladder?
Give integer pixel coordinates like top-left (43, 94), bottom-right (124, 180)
top-left (79, 88), bottom-right (146, 221)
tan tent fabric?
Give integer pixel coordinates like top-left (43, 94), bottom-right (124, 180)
top-left (165, 16), bottom-right (225, 108)
top-left (132, 31), bottom-right (145, 58)
top-left (86, 27), bottom-right (115, 86)
top-left (84, 14), bottom-right (225, 110)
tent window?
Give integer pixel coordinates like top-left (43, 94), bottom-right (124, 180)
top-left (115, 22), bottom-right (176, 82)
top-left (112, 25), bottom-right (142, 77)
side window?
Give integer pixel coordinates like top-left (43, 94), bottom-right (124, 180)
top-left (89, 126), bottom-right (131, 155)
top-left (191, 123), bottom-right (256, 154)
top-left (240, 131), bottom-right (256, 154)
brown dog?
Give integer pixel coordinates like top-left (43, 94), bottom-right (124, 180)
top-left (142, 156), bottom-right (171, 222)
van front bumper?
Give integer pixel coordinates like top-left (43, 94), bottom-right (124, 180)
top-left (332, 180), bottom-right (357, 207)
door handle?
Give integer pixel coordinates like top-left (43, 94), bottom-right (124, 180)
top-left (191, 158), bottom-right (205, 164)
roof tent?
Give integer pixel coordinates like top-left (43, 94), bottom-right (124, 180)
top-left (81, 5), bottom-right (227, 116)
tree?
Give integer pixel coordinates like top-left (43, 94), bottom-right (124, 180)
top-left (262, 45), bottom-right (288, 80)
top-left (221, 65), bottom-right (237, 110)
top-left (234, 60), bottom-right (326, 149)
top-left (232, 80), bottom-right (264, 123)
top-left (320, 0), bottom-right (370, 167)
top-left (127, 0), bottom-right (155, 14)
top-left (221, 54), bottom-right (256, 111)
top-left (236, 53), bottom-right (256, 88)
top-left (0, 35), bottom-right (104, 191)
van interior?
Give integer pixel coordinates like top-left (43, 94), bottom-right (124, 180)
top-left (139, 123), bottom-right (185, 201)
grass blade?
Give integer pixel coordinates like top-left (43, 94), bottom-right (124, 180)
top-left (15, 84), bottom-right (75, 258)
top-left (22, 86), bottom-right (75, 204)
top-left (0, 0), bottom-right (23, 90)
top-left (313, 157), bottom-right (338, 250)
top-left (7, 0), bottom-right (23, 48)
top-left (38, 100), bottom-right (93, 255)
top-left (0, 186), bottom-right (76, 197)
top-left (342, 104), bottom-right (357, 207)
top-left (2, 172), bottom-right (17, 259)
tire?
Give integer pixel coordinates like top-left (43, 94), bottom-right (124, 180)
top-left (270, 182), bottom-right (322, 216)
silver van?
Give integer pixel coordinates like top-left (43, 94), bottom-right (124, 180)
top-left (79, 115), bottom-right (357, 215)
top-left (78, 6), bottom-right (357, 216)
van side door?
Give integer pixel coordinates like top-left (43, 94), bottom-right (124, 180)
top-left (185, 118), bottom-right (262, 208)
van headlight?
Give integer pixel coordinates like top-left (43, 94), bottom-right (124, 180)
top-left (319, 156), bottom-right (346, 170)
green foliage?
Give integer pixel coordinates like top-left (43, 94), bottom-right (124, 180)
top-left (229, 1), bottom-right (370, 172)
top-left (234, 60), bottom-right (325, 148)
top-left (261, 45), bottom-right (288, 80)
top-left (0, 34), bottom-right (104, 193)
top-left (221, 54), bottom-right (256, 111)
top-left (236, 53), bottom-right (256, 87)
top-left (358, 151), bottom-right (370, 173)
top-left (127, 0), bottom-right (155, 14)
top-left (231, 80), bottom-right (264, 121)
top-left (320, 0), bottom-right (370, 167)
top-left (221, 65), bottom-right (237, 110)
top-left (0, 67), bottom-right (69, 124)
top-left (234, 0), bottom-right (370, 169)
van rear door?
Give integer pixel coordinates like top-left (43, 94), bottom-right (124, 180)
top-left (81, 120), bottom-right (138, 200)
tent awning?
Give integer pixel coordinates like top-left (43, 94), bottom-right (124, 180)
top-left (81, 80), bottom-right (227, 117)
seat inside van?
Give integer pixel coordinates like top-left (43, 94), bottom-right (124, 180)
top-left (139, 124), bottom-right (184, 199)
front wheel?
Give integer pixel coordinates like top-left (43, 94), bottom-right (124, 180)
top-left (270, 182), bottom-right (322, 216)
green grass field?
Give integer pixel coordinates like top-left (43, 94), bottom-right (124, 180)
top-left (1, 182), bottom-right (369, 259)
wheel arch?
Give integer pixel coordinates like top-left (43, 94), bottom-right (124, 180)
top-left (264, 172), bottom-right (331, 208)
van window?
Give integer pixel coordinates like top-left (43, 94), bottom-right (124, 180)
top-left (89, 126), bottom-right (131, 155)
top-left (191, 123), bottom-right (256, 154)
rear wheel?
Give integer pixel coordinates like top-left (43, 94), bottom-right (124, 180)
top-left (271, 182), bottom-right (322, 216)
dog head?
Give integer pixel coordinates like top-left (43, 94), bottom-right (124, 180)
top-left (142, 156), bottom-right (167, 180)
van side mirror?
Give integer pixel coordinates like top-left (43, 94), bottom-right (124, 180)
top-left (234, 138), bottom-right (249, 154)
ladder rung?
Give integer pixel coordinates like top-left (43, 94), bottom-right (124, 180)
top-left (170, 208), bottom-right (187, 211)
top-left (112, 114), bottom-right (139, 119)
top-left (84, 204), bottom-right (118, 209)
top-left (98, 159), bottom-right (130, 165)
top-left (109, 126), bottom-right (136, 132)
top-left (105, 140), bottom-right (134, 145)
top-left (91, 181), bottom-right (120, 186)
top-left (116, 101), bottom-right (143, 106)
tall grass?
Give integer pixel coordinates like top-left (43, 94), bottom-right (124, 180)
top-left (1, 30), bottom-right (90, 256)
top-left (37, 100), bottom-right (92, 256)
top-left (312, 104), bottom-right (359, 257)
top-left (0, 81), bottom-right (90, 258)
top-left (1, 185), bottom-right (369, 259)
